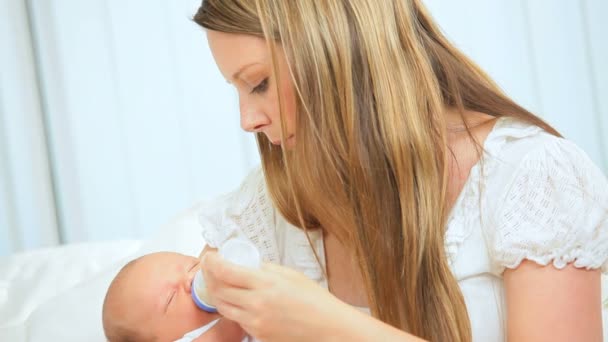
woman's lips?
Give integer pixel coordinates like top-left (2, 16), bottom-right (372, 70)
top-left (271, 135), bottom-right (294, 145)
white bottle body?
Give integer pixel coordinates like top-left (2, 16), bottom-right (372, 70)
top-left (191, 238), bottom-right (261, 312)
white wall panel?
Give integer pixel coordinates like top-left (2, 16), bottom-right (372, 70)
top-left (0, 0), bottom-right (59, 255)
top-left (523, 0), bottom-right (605, 168)
top-left (0, 101), bottom-right (18, 256)
top-left (581, 0), bottom-right (608, 171)
top-left (161, 0), bottom-right (260, 198)
top-left (27, 0), bottom-right (257, 244)
top-left (28, 0), bottom-right (139, 242)
top-left (424, 0), bottom-right (542, 114)
top-left (105, 0), bottom-right (196, 236)
top-left (426, 0), bottom-right (606, 171)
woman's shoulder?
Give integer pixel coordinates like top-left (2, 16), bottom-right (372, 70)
top-left (482, 116), bottom-right (607, 201)
top-left (480, 116), bottom-right (608, 274)
top-left (484, 116), bottom-right (564, 165)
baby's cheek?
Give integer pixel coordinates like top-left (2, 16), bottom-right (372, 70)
top-left (153, 315), bottom-right (189, 341)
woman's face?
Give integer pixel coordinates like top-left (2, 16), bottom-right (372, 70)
top-left (207, 30), bottom-right (297, 149)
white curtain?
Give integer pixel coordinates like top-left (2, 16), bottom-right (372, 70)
top-left (1, 0), bottom-right (607, 256)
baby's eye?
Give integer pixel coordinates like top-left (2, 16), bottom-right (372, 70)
top-left (165, 291), bottom-right (176, 314)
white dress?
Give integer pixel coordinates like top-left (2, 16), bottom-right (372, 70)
top-left (198, 116), bottom-right (608, 341)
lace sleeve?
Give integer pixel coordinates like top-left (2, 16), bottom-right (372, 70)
top-left (490, 137), bottom-right (608, 274)
top-left (197, 167), bottom-right (280, 263)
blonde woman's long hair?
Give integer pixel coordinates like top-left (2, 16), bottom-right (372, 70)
top-left (194, 1), bottom-right (558, 340)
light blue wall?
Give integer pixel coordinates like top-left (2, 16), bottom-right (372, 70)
top-left (0, 0), bottom-right (59, 255)
top-left (1, 0), bottom-right (606, 256)
top-left (23, 0), bottom-right (258, 247)
top-left (426, 0), bottom-right (607, 169)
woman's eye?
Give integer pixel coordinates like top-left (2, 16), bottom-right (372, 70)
top-left (251, 78), bottom-right (269, 94)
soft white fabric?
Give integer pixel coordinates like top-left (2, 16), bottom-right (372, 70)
top-left (0, 240), bottom-right (142, 341)
top-left (0, 202), bottom-right (209, 341)
top-left (173, 319), bottom-right (254, 342)
top-left (198, 116), bottom-right (608, 341)
top-left (198, 171), bottom-right (281, 264)
top-left (488, 129), bottom-right (608, 273)
top-left (174, 319), bottom-right (219, 342)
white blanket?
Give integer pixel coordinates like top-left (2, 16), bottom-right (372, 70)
top-left (0, 202), bottom-right (207, 341)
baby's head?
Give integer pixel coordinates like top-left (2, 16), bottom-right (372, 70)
top-left (102, 252), bottom-right (216, 341)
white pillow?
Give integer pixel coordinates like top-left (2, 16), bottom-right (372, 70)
top-left (24, 202), bottom-right (207, 342)
top-left (0, 240), bottom-right (142, 340)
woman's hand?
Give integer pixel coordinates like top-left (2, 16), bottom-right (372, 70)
top-left (200, 251), bottom-right (361, 342)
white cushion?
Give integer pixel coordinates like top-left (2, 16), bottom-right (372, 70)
top-left (0, 202), bottom-right (207, 342)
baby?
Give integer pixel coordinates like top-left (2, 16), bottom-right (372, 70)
top-left (102, 251), bottom-right (247, 342)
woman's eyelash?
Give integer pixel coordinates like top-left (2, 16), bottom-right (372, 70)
top-left (251, 78), bottom-right (269, 94)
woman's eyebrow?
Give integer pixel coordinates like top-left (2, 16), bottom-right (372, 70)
top-left (228, 62), bottom-right (262, 83)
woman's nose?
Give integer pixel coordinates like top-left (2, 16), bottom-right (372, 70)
top-left (241, 110), bottom-right (270, 133)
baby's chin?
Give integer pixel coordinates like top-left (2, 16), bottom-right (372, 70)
top-left (151, 321), bottom-right (189, 341)
top-left (151, 311), bottom-right (217, 341)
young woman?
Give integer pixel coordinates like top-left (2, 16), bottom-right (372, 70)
top-left (193, 0), bottom-right (607, 341)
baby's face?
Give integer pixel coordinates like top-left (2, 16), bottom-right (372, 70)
top-left (109, 252), bottom-right (219, 341)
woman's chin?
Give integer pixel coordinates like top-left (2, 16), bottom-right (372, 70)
top-left (271, 135), bottom-right (295, 149)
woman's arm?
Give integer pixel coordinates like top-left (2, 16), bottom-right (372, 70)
top-left (504, 260), bottom-right (603, 342)
top-left (327, 308), bottom-right (426, 342)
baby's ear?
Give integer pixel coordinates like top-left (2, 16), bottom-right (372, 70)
top-left (198, 245), bottom-right (219, 260)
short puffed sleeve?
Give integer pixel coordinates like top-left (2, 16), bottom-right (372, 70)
top-left (489, 136), bottom-right (608, 274)
top-left (197, 166), bottom-right (281, 263)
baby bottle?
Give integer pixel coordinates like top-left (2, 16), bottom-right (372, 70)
top-left (191, 238), bottom-right (261, 313)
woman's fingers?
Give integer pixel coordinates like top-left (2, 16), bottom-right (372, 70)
top-left (213, 285), bottom-right (257, 309)
top-left (213, 297), bottom-right (254, 325)
top-left (262, 262), bottom-right (309, 281)
top-left (202, 251), bottom-right (265, 289)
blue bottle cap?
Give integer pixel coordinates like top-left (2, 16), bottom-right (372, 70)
top-left (191, 271), bottom-right (218, 313)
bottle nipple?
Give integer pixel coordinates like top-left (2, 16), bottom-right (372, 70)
top-left (191, 238), bottom-right (261, 312)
